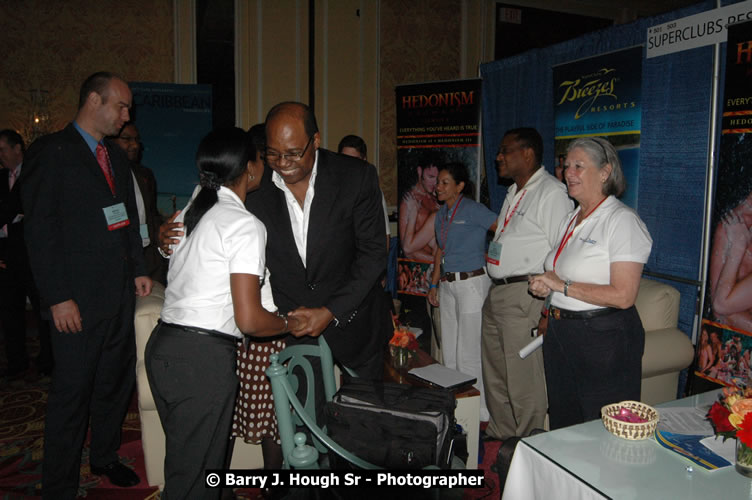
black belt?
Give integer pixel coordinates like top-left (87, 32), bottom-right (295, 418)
top-left (549, 306), bottom-right (620, 320)
top-left (159, 320), bottom-right (240, 344)
top-left (490, 274), bottom-right (529, 286)
top-left (441, 268), bottom-right (485, 283)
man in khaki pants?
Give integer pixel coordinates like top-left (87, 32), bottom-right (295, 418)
top-left (481, 127), bottom-right (572, 440)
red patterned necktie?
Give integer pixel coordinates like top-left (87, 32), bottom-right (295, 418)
top-left (95, 143), bottom-right (116, 195)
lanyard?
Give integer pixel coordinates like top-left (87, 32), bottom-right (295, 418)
top-left (501, 189), bottom-right (527, 233)
top-left (439, 195), bottom-right (463, 251)
top-left (552, 196), bottom-right (608, 270)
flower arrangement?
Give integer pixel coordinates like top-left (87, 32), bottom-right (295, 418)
top-left (389, 328), bottom-right (419, 369)
top-left (706, 386), bottom-right (752, 475)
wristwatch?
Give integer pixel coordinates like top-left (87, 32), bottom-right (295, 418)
top-left (563, 279), bottom-right (572, 297)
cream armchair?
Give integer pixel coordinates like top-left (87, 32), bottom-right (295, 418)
top-left (134, 282), bottom-right (263, 488)
top-left (635, 278), bottom-right (695, 406)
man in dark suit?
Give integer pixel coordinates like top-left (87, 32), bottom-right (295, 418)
top-left (22, 72), bottom-right (152, 499)
top-left (0, 129), bottom-right (52, 380)
top-left (248, 102), bottom-right (391, 379)
top-left (114, 122), bottom-right (166, 285)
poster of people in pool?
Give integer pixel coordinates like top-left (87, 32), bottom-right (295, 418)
top-left (552, 46), bottom-right (643, 209)
top-left (694, 20), bottom-right (752, 391)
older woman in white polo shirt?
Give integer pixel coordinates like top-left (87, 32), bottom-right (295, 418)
top-left (529, 137), bottom-right (652, 430)
top-left (145, 128), bottom-right (305, 500)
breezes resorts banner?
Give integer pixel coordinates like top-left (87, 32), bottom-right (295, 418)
top-left (553, 46), bottom-right (643, 209)
top-left (695, 20), bottom-right (752, 390)
top-left (395, 79), bottom-right (482, 297)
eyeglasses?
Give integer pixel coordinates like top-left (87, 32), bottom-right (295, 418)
top-left (497, 145), bottom-right (525, 156)
top-left (264, 136), bottom-right (313, 163)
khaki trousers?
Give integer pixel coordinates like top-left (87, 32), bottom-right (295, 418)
top-left (481, 282), bottom-right (547, 439)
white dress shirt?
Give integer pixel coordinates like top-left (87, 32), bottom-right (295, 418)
top-left (272, 150), bottom-right (319, 267)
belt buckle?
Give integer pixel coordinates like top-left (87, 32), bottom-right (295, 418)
top-left (551, 307), bottom-right (561, 320)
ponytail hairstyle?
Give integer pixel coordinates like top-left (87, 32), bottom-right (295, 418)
top-left (184, 127), bottom-right (251, 236)
top-left (439, 162), bottom-right (474, 197)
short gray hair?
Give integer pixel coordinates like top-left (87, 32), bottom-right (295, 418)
top-left (566, 137), bottom-right (625, 197)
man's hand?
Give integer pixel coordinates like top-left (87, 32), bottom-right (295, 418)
top-left (287, 306), bottom-right (334, 337)
top-left (158, 210), bottom-right (184, 256)
top-left (135, 276), bottom-right (153, 297)
top-left (51, 299), bottom-right (82, 333)
top-left (537, 314), bottom-right (548, 337)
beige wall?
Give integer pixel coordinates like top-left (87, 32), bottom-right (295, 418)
top-left (0, 0), bottom-right (174, 144)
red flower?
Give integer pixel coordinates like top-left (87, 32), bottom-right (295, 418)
top-left (738, 413), bottom-right (752, 448)
top-left (707, 401), bottom-right (735, 433)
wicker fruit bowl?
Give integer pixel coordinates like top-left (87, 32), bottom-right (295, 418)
top-left (601, 400), bottom-right (659, 440)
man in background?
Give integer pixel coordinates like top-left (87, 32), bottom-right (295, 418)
top-left (0, 129), bottom-right (52, 381)
top-left (482, 127), bottom-right (572, 438)
top-left (114, 122), bottom-right (166, 284)
top-left (337, 134), bottom-right (391, 250)
top-left (22, 71), bottom-right (151, 499)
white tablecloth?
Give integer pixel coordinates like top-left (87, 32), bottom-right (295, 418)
top-left (502, 441), bottom-right (608, 500)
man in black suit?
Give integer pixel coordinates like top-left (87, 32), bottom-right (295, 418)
top-left (0, 129), bottom-right (52, 381)
top-left (249, 102), bottom-right (391, 379)
top-left (22, 72), bottom-right (152, 499)
top-left (114, 122), bottom-right (166, 285)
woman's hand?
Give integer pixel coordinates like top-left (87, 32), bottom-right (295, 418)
top-left (427, 287), bottom-right (439, 307)
top-left (528, 271), bottom-right (562, 298)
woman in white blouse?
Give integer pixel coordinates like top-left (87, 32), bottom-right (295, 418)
top-left (145, 127), bottom-right (305, 500)
top-left (529, 137), bottom-right (652, 430)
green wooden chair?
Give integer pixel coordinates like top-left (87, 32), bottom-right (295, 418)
top-left (266, 336), bottom-right (379, 469)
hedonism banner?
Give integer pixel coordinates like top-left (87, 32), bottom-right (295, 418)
top-left (553, 46), bottom-right (643, 209)
top-left (695, 20), bottom-right (752, 390)
top-left (395, 79), bottom-right (482, 296)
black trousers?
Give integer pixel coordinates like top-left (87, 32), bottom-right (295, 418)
top-left (0, 249), bottom-right (51, 375)
top-left (145, 323), bottom-right (238, 500)
top-left (42, 297), bottom-right (136, 500)
top-left (544, 306), bottom-right (645, 430)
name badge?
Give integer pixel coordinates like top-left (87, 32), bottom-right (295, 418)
top-left (103, 203), bottom-right (130, 231)
top-left (486, 241), bottom-right (502, 266)
top-left (140, 223), bottom-right (149, 240)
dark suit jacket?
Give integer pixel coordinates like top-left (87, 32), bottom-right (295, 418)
top-left (245, 149), bottom-right (391, 370)
top-left (21, 123), bottom-right (146, 322)
top-left (0, 166), bottom-right (27, 267)
top-left (131, 162), bottom-right (166, 284)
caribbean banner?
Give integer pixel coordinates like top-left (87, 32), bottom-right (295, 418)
top-left (395, 79), bottom-right (482, 296)
top-left (130, 82), bottom-right (213, 216)
top-left (695, 20), bottom-right (752, 390)
top-left (553, 46), bottom-right (643, 209)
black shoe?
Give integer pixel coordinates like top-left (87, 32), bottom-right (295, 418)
top-left (90, 461), bottom-right (140, 487)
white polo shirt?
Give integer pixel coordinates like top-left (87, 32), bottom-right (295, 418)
top-left (545, 195), bottom-right (652, 311)
top-left (161, 186), bottom-right (268, 338)
top-left (487, 168), bottom-right (572, 279)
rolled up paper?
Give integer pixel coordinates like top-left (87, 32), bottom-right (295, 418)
top-left (519, 334), bottom-right (544, 359)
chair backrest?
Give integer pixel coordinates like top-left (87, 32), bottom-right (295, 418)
top-left (266, 336), bottom-right (378, 469)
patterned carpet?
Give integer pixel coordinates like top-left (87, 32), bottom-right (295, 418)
top-left (0, 337), bottom-right (502, 499)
